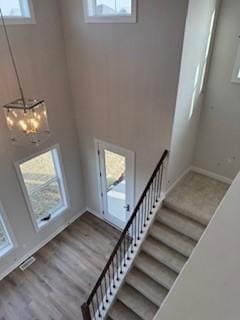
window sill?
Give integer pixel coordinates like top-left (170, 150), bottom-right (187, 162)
top-left (231, 78), bottom-right (240, 84)
top-left (36, 205), bottom-right (69, 231)
top-left (84, 15), bottom-right (136, 23)
top-left (1, 17), bottom-right (36, 25)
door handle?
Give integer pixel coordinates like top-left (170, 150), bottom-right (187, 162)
top-left (124, 204), bottom-right (130, 212)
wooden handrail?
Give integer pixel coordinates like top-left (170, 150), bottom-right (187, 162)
top-left (86, 150), bottom-right (168, 305)
top-left (81, 150), bottom-right (169, 319)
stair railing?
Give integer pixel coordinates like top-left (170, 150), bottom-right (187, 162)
top-left (81, 150), bottom-right (169, 320)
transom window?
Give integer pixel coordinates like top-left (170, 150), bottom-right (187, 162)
top-left (83, 0), bottom-right (137, 23)
top-left (0, 0), bottom-right (35, 24)
top-left (16, 146), bottom-right (69, 230)
top-left (232, 43), bottom-right (240, 84)
top-left (0, 204), bottom-right (15, 258)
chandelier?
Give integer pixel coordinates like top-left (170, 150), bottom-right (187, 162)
top-left (1, 9), bottom-right (50, 146)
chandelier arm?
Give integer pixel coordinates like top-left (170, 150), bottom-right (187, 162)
top-left (0, 8), bottom-right (26, 109)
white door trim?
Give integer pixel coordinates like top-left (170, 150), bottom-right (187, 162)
top-left (95, 139), bottom-right (135, 229)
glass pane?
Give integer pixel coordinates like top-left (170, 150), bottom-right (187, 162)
top-left (238, 68), bottom-right (240, 79)
top-left (104, 149), bottom-right (126, 222)
top-left (20, 151), bottom-right (56, 194)
top-left (0, 0), bottom-right (22, 17)
top-left (19, 150), bottom-right (64, 222)
top-left (0, 218), bottom-right (10, 250)
top-left (30, 180), bottom-right (63, 220)
top-left (96, 0), bottom-right (131, 15)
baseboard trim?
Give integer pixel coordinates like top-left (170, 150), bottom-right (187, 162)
top-left (87, 207), bottom-right (103, 219)
top-left (191, 166), bottom-right (232, 185)
top-left (0, 208), bottom-right (86, 281)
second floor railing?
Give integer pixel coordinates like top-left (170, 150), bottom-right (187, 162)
top-left (81, 150), bottom-right (169, 320)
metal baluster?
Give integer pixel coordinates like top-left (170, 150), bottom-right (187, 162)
top-left (100, 283), bottom-right (105, 311)
top-left (150, 181), bottom-right (154, 215)
top-left (112, 261), bottom-right (116, 289)
top-left (154, 171), bottom-right (158, 202)
top-left (96, 291), bottom-right (102, 318)
top-left (104, 274), bottom-right (109, 303)
top-left (134, 216), bottom-right (137, 246)
top-left (92, 301), bottom-right (96, 320)
top-left (156, 168), bottom-right (160, 202)
top-left (158, 165), bottom-right (163, 198)
top-left (140, 203), bottom-right (143, 234)
top-left (152, 176), bottom-right (156, 209)
top-left (127, 230), bottom-right (131, 260)
top-left (149, 184), bottom-right (152, 216)
top-left (143, 196), bottom-right (147, 227)
top-left (108, 268), bottom-right (112, 296)
top-left (137, 208), bottom-right (141, 240)
top-left (131, 223), bottom-right (134, 253)
top-left (119, 243), bottom-right (123, 275)
top-left (123, 235), bottom-right (127, 266)
top-left (115, 254), bottom-right (120, 281)
top-left (147, 189), bottom-right (150, 221)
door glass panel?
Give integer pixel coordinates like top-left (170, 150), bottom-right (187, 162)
top-left (104, 149), bottom-right (126, 222)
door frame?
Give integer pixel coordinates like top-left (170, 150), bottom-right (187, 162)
top-left (95, 139), bottom-right (135, 229)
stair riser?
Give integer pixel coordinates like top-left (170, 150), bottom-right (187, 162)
top-left (149, 227), bottom-right (196, 258)
top-left (142, 239), bottom-right (186, 274)
top-left (164, 200), bottom-right (209, 226)
top-left (125, 275), bottom-right (168, 307)
top-left (134, 263), bottom-right (176, 290)
top-left (156, 215), bottom-right (203, 242)
top-left (118, 284), bottom-right (158, 320)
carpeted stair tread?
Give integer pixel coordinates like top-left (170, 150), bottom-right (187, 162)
top-left (142, 236), bottom-right (187, 273)
top-left (125, 267), bottom-right (168, 307)
top-left (164, 171), bottom-right (229, 226)
top-left (150, 221), bottom-right (196, 257)
top-left (107, 172), bottom-right (229, 320)
top-left (108, 300), bottom-right (142, 320)
top-left (156, 207), bottom-right (205, 241)
top-left (134, 252), bottom-right (177, 290)
top-left (118, 283), bottom-right (158, 320)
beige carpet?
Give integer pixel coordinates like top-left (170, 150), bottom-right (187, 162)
top-left (165, 172), bottom-right (229, 225)
top-left (107, 171), bottom-right (229, 320)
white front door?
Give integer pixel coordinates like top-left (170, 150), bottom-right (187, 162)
top-left (96, 140), bottom-right (135, 230)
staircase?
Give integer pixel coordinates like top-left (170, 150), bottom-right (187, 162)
top-left (107, 171), bottom-right (229, 320)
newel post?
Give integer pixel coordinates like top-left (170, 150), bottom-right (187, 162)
top-left (81, 303), bottom-right (91, 320)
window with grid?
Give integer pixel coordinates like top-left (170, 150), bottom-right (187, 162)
top-left (17, 147), bottom-right (69, 230)
top-left (83, 0), bottom-right (136, 23)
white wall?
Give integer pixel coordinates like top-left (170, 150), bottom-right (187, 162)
top-left (0, 0), bottom-right (85, 278)
top-left (194, 0), bottom-right (240, 180)
top-left (155, 171), bottom-right (240, 320)
top-left (167, 0), bottom-right (220, 186)
top-left (60, 0), bottom-right (189, 214)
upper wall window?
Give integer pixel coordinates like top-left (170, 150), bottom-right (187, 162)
top-left (0, 0), bottom-right (35, 24)
top-left (200, 10), bottom-right (216, 93)
top-left (83, 0), bottom-right (137, 23)
top-left (16, 146), bottom-right (69, 231)
top-left (232, 43), bottom-right (240, 84)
